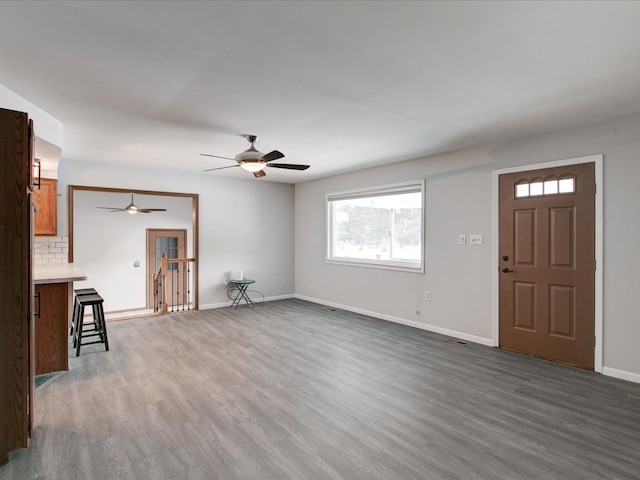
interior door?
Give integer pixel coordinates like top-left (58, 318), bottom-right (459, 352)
top-left (146, 229), bottom-right (186, 309)
top-left (499, 163), bottom-right (595, 369)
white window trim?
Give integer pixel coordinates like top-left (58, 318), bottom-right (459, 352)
top-left (326, 179), bottom-right (425, 273)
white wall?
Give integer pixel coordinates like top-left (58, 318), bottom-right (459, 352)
top-left (0, 82), bottom-right (63, 176)
top-left (295, 112), bottom-right (640, 381)
top-left (73, 190), bottom-right (193, 312)
top-left (0, 83), bottom-right (63, 148)
top-left (58, 159), bottom-right (295, 310)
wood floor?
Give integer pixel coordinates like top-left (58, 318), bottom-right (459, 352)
top-left (1, 299), bottom-right (639, 479)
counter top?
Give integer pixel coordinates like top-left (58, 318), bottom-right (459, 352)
top-left (33, 263), bottom-right (87, 284)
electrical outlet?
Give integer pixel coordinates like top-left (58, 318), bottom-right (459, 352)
top-left (425, 291), bottom-right (432, 301)
top-left (224, 276), bottom-right (229, 286)
top-left (469, 234), bottom-right (483, 245)
top-left (459, 234), bottom-right (466, 245)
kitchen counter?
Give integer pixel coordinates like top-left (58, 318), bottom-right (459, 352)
top-left (33, 263), bottom-right (87, 374)
top-left (34, 263), bottom-right (87, 284)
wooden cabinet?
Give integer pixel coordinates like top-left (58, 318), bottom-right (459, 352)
top-left (33, 178), bottom-right (57, 236)
top-left (0, 107), bottom-right (35, 465)
top-left (34, 283), bottom-right (69, 375)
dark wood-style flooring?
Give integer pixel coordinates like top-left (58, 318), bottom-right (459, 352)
top-left (1, 299), bottom-right (639, 479)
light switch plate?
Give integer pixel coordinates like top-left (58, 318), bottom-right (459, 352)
top-left (459, 234), bottom-right (466, 245)
top-left (469, 234), bottom-right (483, 245)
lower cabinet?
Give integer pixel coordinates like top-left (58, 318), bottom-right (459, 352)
top-left (34, 283), bottom-right (69, 375)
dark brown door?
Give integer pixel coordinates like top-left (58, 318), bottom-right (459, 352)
top-left (0, 108), bottom-right (33, 464)
top-left (499, 163), bottom-right (595, 369)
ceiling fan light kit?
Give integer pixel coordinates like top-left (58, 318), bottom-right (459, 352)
top-left (240, 161), bottom-right (266, 173)
top-left (201, 135), bottom-right (310, 178)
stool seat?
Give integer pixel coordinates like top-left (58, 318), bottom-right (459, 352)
top-left (77, 294), bottom-right (104, 306)
top-left (70, 288), bottom-right (99, 337)
top-left (74, 288), bottom-right (97, 296)
top-left (72, 290), bottom-right (109, 356)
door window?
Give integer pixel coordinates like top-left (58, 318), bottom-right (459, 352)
top-left (515, 175), bottom-right (575, 198)
top-left (156, 236), bottom-right (179, 271)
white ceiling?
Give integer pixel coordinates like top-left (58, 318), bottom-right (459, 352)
top-left (1, 1), bottom-right (640, 183)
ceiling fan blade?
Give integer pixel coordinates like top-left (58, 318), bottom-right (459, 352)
top-left (203, 165), bottom-right (240, 172)
top-left (200, 153), bottom-right (236, 161)
top-left (261, 150), bottom-right (285, 163)
top-left (139, 208), bottom-right (167, 212)
top-left (253, 170), bottom-right (267, 178)
top-left (267, 163), bottom-right (310, 171)
top-left (137, 210), bottom-right (154, 213)
top-left (96, 207), bottom-right (125, 211)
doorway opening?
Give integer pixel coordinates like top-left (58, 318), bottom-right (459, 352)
top-left (68, 186), bottom-right (199, 318)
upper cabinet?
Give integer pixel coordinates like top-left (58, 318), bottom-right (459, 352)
top-left (34, 178), bottom-right (57, 236)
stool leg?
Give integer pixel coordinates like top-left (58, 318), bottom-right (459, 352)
top-left (72, 297), bottom-right (81, 347)
top-left (97, 303), bottom-right (109, 352)
top-left (70, 296), bottom-right (78, 336)
top-left (92, 304), bottom-right (100, 332)
top-left (75, 304), bottom-right (85, 357)
top-left (92, 304), bottom-right (104, 340)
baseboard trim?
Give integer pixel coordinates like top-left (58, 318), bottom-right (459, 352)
top-left (200, 294), bottom-right (295, 311)
top-left (104, 306), bottom-right (148, 314)
top-left (294, 294), bottom-right (494, 347)
top-left (199, 301), bottom-right (231, 310)
top-left (602, 366), bottom-right (640, 384)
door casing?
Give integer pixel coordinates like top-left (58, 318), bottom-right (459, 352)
top-left (68, 185), bottom-right (199, 311)
top-left (146, 229), bottom-right (187, 309)
top-left (492, 154), bottom-right (603, 372)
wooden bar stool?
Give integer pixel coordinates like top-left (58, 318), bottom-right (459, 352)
top-left (73, 293), bottom-right (109, 357)
top-left (70, 288), bottom-right (97, 336)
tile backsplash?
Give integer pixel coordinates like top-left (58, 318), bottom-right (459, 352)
top-left (34, 236), bottom-right (69, 265)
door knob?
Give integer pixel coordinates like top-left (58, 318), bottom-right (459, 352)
top-left (502, 267), bottom-right (514, 273)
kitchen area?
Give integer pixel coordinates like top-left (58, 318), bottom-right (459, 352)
top-left (30, 119), bottom-right (89, 379)
top-left (30, 174), bottom-right (86, 380)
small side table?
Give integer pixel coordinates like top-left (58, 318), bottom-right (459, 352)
top-left (229, 279), bottom-right (255, 309)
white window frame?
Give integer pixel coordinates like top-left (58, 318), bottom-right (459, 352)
top-left (326, 180), bottom-right (425, 273)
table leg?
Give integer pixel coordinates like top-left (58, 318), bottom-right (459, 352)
top-left (231, 286), bottom-right (243, 309)
top-left (231, 284), bottom-right (255, 309)
top-left (239, 285), bottom-right (254, 308)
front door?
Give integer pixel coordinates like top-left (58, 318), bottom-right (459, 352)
top-left (499, 163), bottom-right (595, 369)
top-left (146, 229), bottom-right (186, 309)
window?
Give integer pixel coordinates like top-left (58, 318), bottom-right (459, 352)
top-left (156, 236), bottom-right (179, 271)
top-left (327, 180), bottom-right (424, 271)
top-left (515, 174), bottom-right (575, 198)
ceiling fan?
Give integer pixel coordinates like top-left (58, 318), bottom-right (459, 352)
top-left (201, 135), bottom-right (310, 178)
top-left (96, 194), bottom-right (167, 215)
